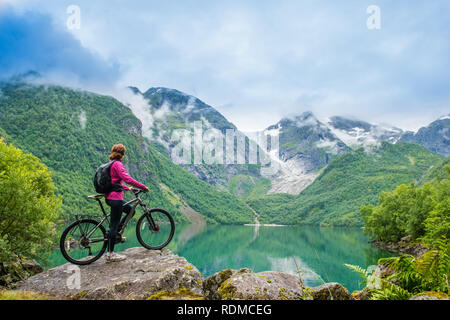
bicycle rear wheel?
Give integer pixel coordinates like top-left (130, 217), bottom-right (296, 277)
top-left (136, 209), bottom-right (175, 250)
top-left (60, 219), bottom-right (107, 265)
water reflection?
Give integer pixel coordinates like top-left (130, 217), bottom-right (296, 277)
top-left (47, 223), bottom-right (395, 292)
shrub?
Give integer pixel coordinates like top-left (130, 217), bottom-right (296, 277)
top-left (0, 138), bottom-right (61, 263)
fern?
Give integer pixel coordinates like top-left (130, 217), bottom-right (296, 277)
top-left (345, 238), bottom-right (450, 299)
top-left (370, 279), bottom-right (413, 300)
top-left (344, 264), bottom-right (378, 289)
top-left (344, 264), bottom-right (369, 280)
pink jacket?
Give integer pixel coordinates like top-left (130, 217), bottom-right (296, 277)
top-left (106, 160), bottom-right (147, 200)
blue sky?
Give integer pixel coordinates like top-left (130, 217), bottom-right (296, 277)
top-left (1, 0), bottom-right (449, 131)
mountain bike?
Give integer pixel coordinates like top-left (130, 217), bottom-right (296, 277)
top-left (59, 188), bottom-right (175, 265)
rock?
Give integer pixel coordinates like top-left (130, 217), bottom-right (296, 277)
top-left (400, 235), bottom-right (412, 242)
top-left (16, 247), bottom-right (203, 300)
top-left (352, 287), bottom-right (373, 300)
top-left (310, 283), bottom-right (354, 300)
top-left (203, 268), bottom-right (304, 300)
top-left (373, 263), bottom-right (395, 280)
top-left (19, 257), bottom-right (44, 275)
top-left (0, 256), bottom-right (43, 288)
top-left (410, 292), bottom-right (450, 300)
top-left (371, 240), bottom-right (430, 258)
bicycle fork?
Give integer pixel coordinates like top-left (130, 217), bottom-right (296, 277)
top-left (139, 202), bottom-right (159, 232)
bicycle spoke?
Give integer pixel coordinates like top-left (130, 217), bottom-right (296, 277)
top-left (60, 219), bottom-right (107, 265)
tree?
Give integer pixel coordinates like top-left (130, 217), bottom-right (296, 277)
top-left (423, 165), bottom-right (450, 243)
top-left (0, 138), bottom-right (61, 263)
top-left (362, 162), bottom-right (450, 245)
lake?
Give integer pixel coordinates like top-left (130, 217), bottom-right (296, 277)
top-left (46, 223), bottom-right (395, 293)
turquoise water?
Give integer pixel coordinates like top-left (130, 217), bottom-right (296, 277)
top-left (47, 223), bottom-right (395, 293)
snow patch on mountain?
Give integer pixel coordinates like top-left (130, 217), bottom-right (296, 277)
top-left (325, 116), bottom-right (403, 148)
top-left (316, 138), bottom-right (340, 155)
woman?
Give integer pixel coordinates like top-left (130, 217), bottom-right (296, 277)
top-left (105, 144), bottom-right (149, 262)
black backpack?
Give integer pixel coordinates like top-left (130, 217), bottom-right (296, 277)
top-left (93, 160), bottom-right (124, 194)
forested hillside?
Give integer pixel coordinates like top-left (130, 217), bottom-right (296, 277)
top-left (248, 142), bottom-right (443, 226)
top-left (362, 157), bottom-right (449, 243)
top-left (0, 82), bottom-right (254, 224)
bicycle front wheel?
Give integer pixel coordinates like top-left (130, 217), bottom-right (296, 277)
top-left (60, 219), bottom-right (107, 265)
top-left (136, 209), bottom-right (175, 250)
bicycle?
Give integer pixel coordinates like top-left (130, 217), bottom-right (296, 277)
top-left (59, 188), bottom-right (175, 265)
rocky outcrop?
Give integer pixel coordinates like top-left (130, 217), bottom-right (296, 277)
top-left (0, 255), bottom-right (43, 288)
top-left (16, 247), bottom-right (203, 300)
top-left (13, 246), bottom-right (398, 301)
top-left (203, 268), bottom-right (305, 300)
top-left (309, 283), bottom-right (354, 300)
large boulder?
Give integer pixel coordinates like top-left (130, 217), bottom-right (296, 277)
top-left (203, 268), bottom-right (304, 300)
top-left (310, 283), bottom-right (354, 300)
top-left (16, 247), bottom-right (203, 300)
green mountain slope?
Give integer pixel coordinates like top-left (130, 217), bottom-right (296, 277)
top-left (0, 82), bottom-right (254, 224)
top-left (247, 142), bottom-right (443, 226)
top-left (419, 157), bottom-right (450, 185)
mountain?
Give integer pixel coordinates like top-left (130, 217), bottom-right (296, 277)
top-left (400, 115), bottom-right (450, 157)
top-left (263, 112), bottom-right (349, 194)
top-left (261, 112), bottom-right (448, 195)
top-left (120, 86), bottom-right (265, 192)
top-left (247, 142), bottom-right (444, 226)
top-left (0, 81), bottom-right (254, 224)
top-left (326, 116), bottom-right (404, 147)
top-left (121, 85), bottom-right (449, 199)
top-left (326, 114), bottom-right (449, 157)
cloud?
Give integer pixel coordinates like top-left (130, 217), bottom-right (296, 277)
top-left (2, 1), bottom-right (450, 132)
top-left (0, 6), bottom-right (121, 89)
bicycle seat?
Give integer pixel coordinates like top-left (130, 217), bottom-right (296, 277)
top-left (87, 194), bottom-right (106, 200)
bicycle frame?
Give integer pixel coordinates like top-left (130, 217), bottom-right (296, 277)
top-left (85, 191), bottom-right (154, 241)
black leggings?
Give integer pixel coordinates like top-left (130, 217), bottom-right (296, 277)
top-left (105, 199), bottom-right (132, 252)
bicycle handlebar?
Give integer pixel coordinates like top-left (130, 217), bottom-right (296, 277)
top-left (130, 188), bottom-right (148, 195)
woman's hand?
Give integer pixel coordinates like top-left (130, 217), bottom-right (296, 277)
top-left (144, 187), bottom-right (150, 193)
